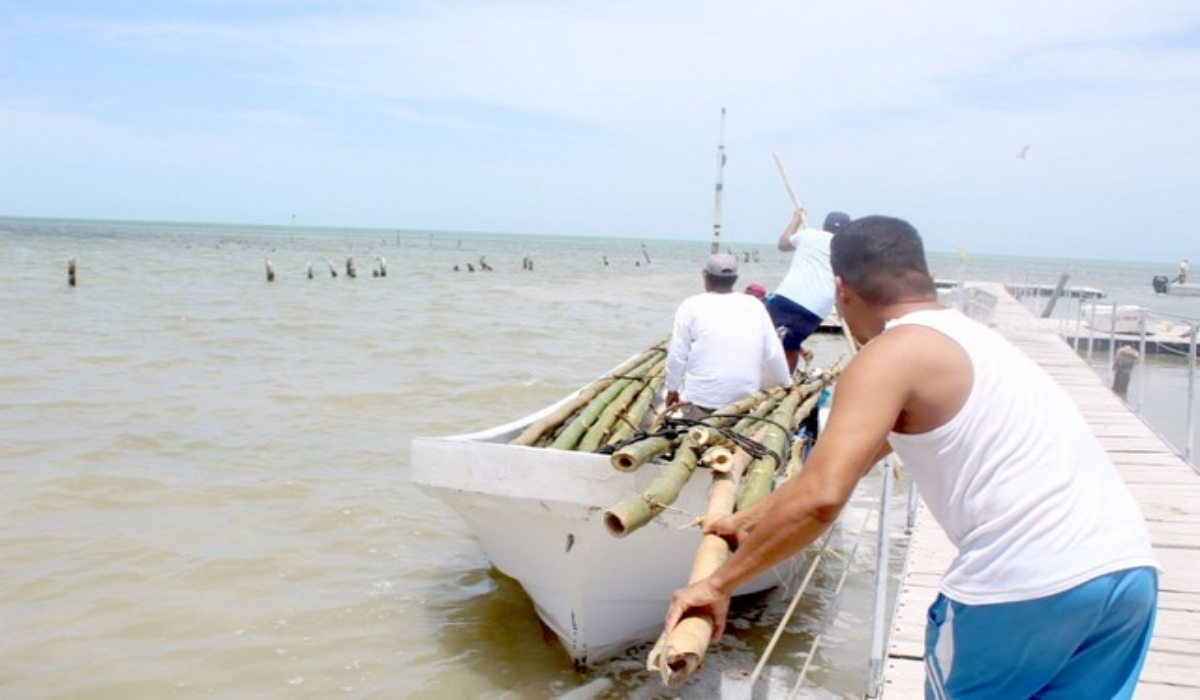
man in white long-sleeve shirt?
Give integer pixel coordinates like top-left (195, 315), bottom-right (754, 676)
top-left (665, 253), bottom-right (791, 418)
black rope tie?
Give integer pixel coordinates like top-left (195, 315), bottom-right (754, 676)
top-left (597, 415), bottom-right (790, 472)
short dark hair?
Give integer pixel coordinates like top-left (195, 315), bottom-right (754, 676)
top-left (830, 216), bottom-right (935, 304)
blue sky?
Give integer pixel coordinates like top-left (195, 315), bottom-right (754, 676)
top-left (2, 0), bottom-right (1198, 261)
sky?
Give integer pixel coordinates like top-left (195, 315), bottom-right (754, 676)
top-left (2, 0), bottom-right (1198, 261)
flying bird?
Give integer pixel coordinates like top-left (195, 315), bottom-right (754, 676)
top-left (1016, 145), bottom-right (1031, 159)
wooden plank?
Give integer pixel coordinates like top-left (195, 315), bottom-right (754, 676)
top-left (1133, 682), bottom-right (1200, 700)
top-left (1139, 650), bottom-right (1200, 689)
top-left (881, 657), bottom-right (926, 699)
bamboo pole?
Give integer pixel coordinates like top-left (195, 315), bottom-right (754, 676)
top-left (783, 389), bottom-right (823, 479)
top-left (544, 352), bottom-right (664, 447)
top-left (604, 442), bottom-right (701, 538)
top-left (736, 392), bottom-right (801, 511)
top-left (646, 428), bottom-right (764, 686)
top-left (610, 435), bottom-right (676, 472)
top-left (510, 345), bottom-right (664, 446)
top-left (730, 391), bottom-right (785, 436)
top-left (771, 151), bottom-right (806, 226)
top-left (578, 361), bottom-right (665, 451)
top-left (702, 445), bottom-right (735, 473)
top-left (548, 354), bottom-right (662, 450)
top-left (611, 384), bottom-right (777, 473)
top-left (603, 371), bottom-right (666, 446)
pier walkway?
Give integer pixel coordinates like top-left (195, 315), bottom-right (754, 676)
top-left (880, 283), bottom-right (1200, 699)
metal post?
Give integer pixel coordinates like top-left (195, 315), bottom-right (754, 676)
top-left (866, 461), bottom-right (893, 698)
top-left (1136, 308), bottom-right (1148, 413)
top-left (1107, 301), bottom-right (1117, 387)
top-left (1086, 304), bottom-right (1096, 362)
top-left (1072, 301), bottom-right (1081, 352)
top-left (1188, 325), bottom-right (1197, 463)
top-left (905, 478), bottom-right (918, 534)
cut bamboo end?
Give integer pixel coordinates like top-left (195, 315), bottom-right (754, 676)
top-left (646, 622), bottom-right (709, 687)
top-left (609, 435), bottom-right (675, 472)
top-left (610, 452), bottom-right (639, 471)
top-left (603, 508), bottom-right (633, 538)
top-left (687, 426), bottom-right (711, 446)
top-left (702, 445), bottom-right (734, 473)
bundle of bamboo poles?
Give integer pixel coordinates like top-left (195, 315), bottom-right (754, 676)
top-left (509, 342), bottom-right (837, 543)
top-left (603, 372), bottom-right (835, 540)
top-left (509, 343), bottom-right (669, 450)
top-left (635, 373), bottom-right (835, 687)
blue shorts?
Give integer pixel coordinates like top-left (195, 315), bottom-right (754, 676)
top-left (925, 566), bottom-right (1157, 699)
top-left (765, 294), bottom-right (823, 352)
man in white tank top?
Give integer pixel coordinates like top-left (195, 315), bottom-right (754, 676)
top-left (665, 216), bottom-right (1158, 699)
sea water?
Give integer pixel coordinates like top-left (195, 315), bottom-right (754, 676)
top-left (0, 217), bottom-right (1195, 699)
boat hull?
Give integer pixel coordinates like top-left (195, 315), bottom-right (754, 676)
top-left (1083, 304), bottom-right (1145, 334)
top-left (410, 391), bottom-right (794, 664)
top-left (1167, 283), bottom-right (1200, 297)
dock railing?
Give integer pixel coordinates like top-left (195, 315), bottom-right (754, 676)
top-left (854, 287), bottom-right (1198, 700)
top-left (1065, 301), bottom-right (1199, 465)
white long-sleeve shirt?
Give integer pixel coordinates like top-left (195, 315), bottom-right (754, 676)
top-left (665, 291), bottom-right (791, 409)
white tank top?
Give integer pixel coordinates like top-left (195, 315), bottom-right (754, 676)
top-left (887, 309), bottom-right (1157, 604)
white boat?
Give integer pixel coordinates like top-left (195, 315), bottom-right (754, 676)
top-left (409, 359), bottom-right (803, 665)
top-left (1152, 275), bottom-right (1200, 296)
top-left (1083, 303), bottom-right (1146, 334)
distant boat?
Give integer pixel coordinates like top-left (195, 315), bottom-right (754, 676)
top-left (1152, 275), bottom-right (1200, 297)
top-left (410, 349), bottom-right (825, 665)
top-left (1083, 303), bottom-right (1146, 335)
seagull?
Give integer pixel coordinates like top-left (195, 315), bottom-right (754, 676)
top-left (1016, 145), bottom-right (1030, 159)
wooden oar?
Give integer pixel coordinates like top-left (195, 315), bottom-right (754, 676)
top-left (771, 151), bottom-right (806, 227)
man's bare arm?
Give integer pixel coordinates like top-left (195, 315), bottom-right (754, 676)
top-left (777, 209), bottom-right (805, 252)
top-left (666, 337), bottom-right (915, 636)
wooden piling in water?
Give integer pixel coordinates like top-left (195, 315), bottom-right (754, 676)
top-left (67, 258), bottom-right (76, 287)
top-left (1040, 272), bottom-right (1070, 318)
top-left (1112, 344), bottom-right (1139, 398)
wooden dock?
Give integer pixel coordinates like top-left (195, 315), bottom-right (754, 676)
top-left (881, 282), bottom-right (1200, 699)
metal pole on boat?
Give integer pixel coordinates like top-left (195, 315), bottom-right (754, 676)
top-left (710, 108), bottom-right (727, 255)
top-left (865, 459), bottom-right (894, 698)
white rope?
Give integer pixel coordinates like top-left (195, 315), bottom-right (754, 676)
top-left (788, 635), bottom-right (822, 700)
top-left (746, 487), bottom-right (882, 693)
top-left (745, 529), bottom-right (836, 688)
